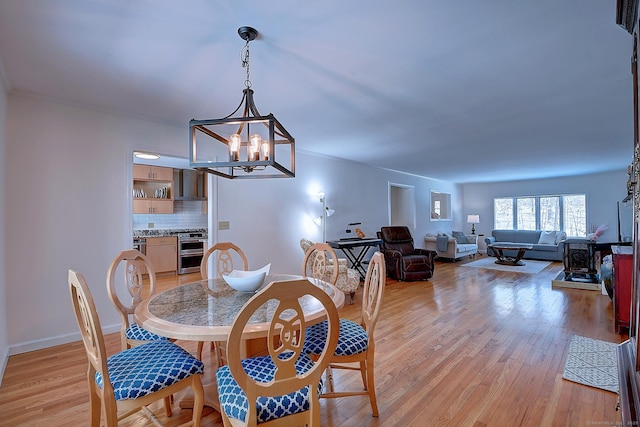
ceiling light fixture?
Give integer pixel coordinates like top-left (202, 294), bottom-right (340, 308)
top-left (189, 26), bottom-right (295, 179)
top-left (134, 152), bottom-right (160, 160)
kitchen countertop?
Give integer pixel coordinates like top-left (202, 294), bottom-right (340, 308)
top-left (133, 228), bottom-right (208, 238)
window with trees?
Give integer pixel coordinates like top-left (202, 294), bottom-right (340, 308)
top-left (494, 194), bottom-right (586, 237)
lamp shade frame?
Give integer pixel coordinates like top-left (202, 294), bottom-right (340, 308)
top-left (467, 214), bottom-right (480, 224)
top-left (189, 114), bottom-right (295, 179)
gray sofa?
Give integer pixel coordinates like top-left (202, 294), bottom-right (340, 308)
top-left (424, 234), bottom-right (478, 261)
top-left (484, 230), bottom-right (567, 261)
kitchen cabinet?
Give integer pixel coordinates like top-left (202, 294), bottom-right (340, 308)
top-left (133, 165), bottom-right (174, 214)
top-left (133, 199), bottom-right (174, 214)
top-left (146, 236), bottom-right (177, 274)
top-left (613, 245), bottom-right (633, 333)
top-left (134, 164), bottom-right (173, 181)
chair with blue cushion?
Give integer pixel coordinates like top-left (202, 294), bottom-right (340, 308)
top-left (216, 278), bottom-right (340, 426)
top-left (106, 249), bottom-right (168, 350)
top-left (303, 251), bottom-right (386, 417)
top-left (300, 238), bottom-right (360, 304)
top-left (198, 241), bottom-right (250, 362)
top-left (69, 269), bottom-right (205, 426)
top-left (301, 242), bottom-right (340, 286)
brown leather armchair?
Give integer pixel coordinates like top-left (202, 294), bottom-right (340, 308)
top-left (378, 226), bottom-right (436, 281)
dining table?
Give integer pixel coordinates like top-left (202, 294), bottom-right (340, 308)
top-left (134, 273), bottom-right (345, 410)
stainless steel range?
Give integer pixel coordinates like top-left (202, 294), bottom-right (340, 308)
top-left (178, 232), bottom-right (206, 274)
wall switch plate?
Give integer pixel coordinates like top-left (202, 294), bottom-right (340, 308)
top-left (148, 222), bottom-right (154, 228)
top-left (218, 220), bottom-right (230, 230)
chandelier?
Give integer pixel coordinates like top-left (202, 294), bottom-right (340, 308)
top-left (189, 26), bottom-right (295, 179)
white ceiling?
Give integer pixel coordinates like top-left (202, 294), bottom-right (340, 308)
top-left (0, 0), bottom-right (635, 183)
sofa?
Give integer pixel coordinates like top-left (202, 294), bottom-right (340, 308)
top-left (484, 230), bottom-right (567, 261)
top-left (424, 233), bottom-right (478, 261)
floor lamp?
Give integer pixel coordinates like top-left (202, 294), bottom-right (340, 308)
top-left (315, 192), bottom-right (335, 242)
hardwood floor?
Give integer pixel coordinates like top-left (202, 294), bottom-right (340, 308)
top-left (0, 257), bottom-right (624, 426)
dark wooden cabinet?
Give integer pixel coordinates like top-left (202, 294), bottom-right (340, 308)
top-left (613, 245), bottom-right (633, 333)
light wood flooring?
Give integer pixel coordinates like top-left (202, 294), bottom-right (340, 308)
top-left (0, 256), bottom-right (625, 426)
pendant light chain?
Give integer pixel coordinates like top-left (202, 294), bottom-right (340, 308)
top-left (242, 39), bottom-right (252, 89)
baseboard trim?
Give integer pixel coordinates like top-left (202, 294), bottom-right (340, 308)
top-left (0, 346), bottom-right (8, 387)
top-left (7, 323), bottom-right (120, 356)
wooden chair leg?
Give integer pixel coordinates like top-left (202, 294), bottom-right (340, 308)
top-left (325, 365), bottom-right (335, 393)
top-left (366, 357), bottom-right (379, 417)
top-left (359, 360), bottom-right (367, 388)
top-left (89, 386), bottom-right (101, 427)
top-left (197, 341), bottom-right (204, 360)
top-left (163, 396), bottom-right (172, 417)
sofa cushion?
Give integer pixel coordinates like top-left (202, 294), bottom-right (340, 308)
top-left (457, 244), bottom-right (477, 253)
top-left (492, 230), bottom-right (542, 244)
top-left (531, 244), bottom-right (559, 252)
top-left (538, 231), bottom-right (556, 245)
top-left (452, 231), bottom-right (467, 245)
top-left (492, 230), bottom-right (517, 243)
top-left (555, 231), bottom-right (567, 244)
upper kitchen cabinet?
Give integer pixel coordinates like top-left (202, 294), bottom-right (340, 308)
top-left (133, 164), bottom-right (174, 214)
top-left (133, 164), bottom-right (174, 181)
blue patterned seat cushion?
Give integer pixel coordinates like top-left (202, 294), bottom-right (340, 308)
top-left (216, 352), bottom-right (322, 424)
top-left (126, 322), bottom-right (168, 342)
top-left (95, 340), bottom-right (204, 400)
top-left (303, 318), bottom-right (368, 356)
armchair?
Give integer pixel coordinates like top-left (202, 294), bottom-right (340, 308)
top-left (378, 226), bottom-right (436, 281)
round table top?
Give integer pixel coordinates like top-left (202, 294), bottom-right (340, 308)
top-left (134, 274), bottom-right (345, 342)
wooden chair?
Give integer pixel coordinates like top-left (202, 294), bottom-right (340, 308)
top-left (197, 242), bottom-right (249, 362)
top-left (106, 249), bottom-right (167, 350)
top-left (200, 241), bottom-right (248, 279)
top-left (215, 278), bottom-right (340, 426)
top-left (69, 269), bottom-right (205, 426)
top-left (300, 238), bottom-right (360, 304)
top-left (303, 251), bottom-right (386, 416)
top-left (301, 242), bottom-right (340, 286)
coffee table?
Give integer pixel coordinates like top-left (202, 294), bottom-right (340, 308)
top-left (487, 243), bottom-right (534, 266)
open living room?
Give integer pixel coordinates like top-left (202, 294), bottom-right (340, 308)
top-left (1, 2), bottom-right (640, 427)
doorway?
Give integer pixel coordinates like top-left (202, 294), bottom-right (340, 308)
top-left (389, 183), bottom-right (415, 229)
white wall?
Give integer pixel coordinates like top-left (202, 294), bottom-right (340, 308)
top-left (0, 65), bottom-right (8, 383)
top-left (4, 93), bottom-right (459, 355)
top-left (3, 92), bottom-right (630, 369)
top-left (462, 169), bottom-right (630, 241)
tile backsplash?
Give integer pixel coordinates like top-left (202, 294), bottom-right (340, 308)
top-left (133, 200), bottom-right (207, 230)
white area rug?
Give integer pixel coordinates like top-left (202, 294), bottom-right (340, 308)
top-left (562, 335), bottom-right (618, 393)
top-left (461, 256), bottom-right (551, 274)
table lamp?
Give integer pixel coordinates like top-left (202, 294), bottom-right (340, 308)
top-left (467, 214), bottom-right (479, 235)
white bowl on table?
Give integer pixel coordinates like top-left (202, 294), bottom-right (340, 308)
top-left (222, 264), bottom-right (271, 293)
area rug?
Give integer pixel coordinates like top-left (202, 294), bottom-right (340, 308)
top-left (461, 256), bottom-right (550, 274)
top-left (562, 334), bottom-right (618, 393)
